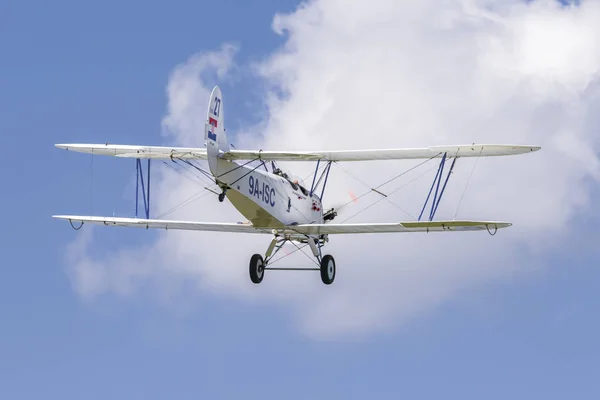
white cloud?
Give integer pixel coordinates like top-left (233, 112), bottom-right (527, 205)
top-left (64, 0), bottom-right (600, 339)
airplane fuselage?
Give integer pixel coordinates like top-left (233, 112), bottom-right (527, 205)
top-left (214, 159), bottom-right (324, 228)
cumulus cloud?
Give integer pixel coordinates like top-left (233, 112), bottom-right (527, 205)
top-left (64, 0), bottom-right (600, 339)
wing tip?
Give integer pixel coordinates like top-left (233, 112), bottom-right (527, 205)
top-left (54, 143), bottom-right (93, 152)
top-left (53, 214), bottom-right (85, 221)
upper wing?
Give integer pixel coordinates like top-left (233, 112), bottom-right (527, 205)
top-left (224, 145), bottom-right (540, 161)
top-left (56, 143), bottom-right (540, 161)
top-left (55, 144), bottom-right (208, 159)
top-left (54, 215), bottom-right (509, 235)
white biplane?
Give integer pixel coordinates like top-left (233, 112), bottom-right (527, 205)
top-left (54, 86), bottom-right (540, 285)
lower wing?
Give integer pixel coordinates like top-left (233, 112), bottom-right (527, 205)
top-left (53, 215), bottom-right (273, 233)
top-left (289, 221), bottom-right (510, 234)
top-left (54, 215), bottom-right (510, 234)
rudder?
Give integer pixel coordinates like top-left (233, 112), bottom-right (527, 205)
top-left (205, 86), bottom-right (229, 174)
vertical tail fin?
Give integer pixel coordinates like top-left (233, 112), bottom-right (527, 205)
top-left (205, 86), bottom-right (229, 174)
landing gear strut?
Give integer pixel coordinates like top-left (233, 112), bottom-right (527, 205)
top-left (248, 236), bottom-right (336, 285)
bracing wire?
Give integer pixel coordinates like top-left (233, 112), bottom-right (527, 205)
top-left (333, 162), bottom-right (419, 219)
top-left (333, 162), bottom-right (373, 191)
top-left (180, 159), bottom-right (215, 181)
top-left (228, 161), bottom-right (265, 187)
top-left (161, 160), bottom-right (203, 185)
top-left (453, 147), bottom-right (483, 220)
top-left (290, 240), bottom-right (321, 267)
top-left (90, 150), bottom-right (95, 215)
top-left (333, 154), bottom-right (441, 214)
top-left (172, 159), bottom-right (215, 185)
top-left (215, 158), bottom-right (259, 179)
top-left (340, 163), bottom-right (441, 223)
top-left (267, 243), bottom-right (311, 266)
top-left (156, 190), bottom-right (213, 219)
top-left (161, 160), bottom-right (217, 190)
top-left (157, 158), bottom-right (267, 220)
top-left (154, 159), bottom-right (223, 219)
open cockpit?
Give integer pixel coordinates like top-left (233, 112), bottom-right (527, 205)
top-left (271, 162), bottom-right (310, 196)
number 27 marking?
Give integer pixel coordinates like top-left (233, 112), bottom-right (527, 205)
top-left (213, 97), bottom-right (221, 117)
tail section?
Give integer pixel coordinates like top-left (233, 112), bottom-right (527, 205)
top-left (205, 86), bottom-right (229, 174)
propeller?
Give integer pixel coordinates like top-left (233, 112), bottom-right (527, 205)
top-left (323, 190), bottom-right (359, 221)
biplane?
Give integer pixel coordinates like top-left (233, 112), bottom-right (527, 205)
top-left (54, 86), bottom-right (541, 285)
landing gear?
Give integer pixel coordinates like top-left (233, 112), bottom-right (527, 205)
top-left (248, 236), bottom-right (336, 285)
top-left (217, 186), bottom-right (228, 202)
top-left (249, 254), bottom-right (264, 284)
top-left (320, 255), bottom-right (336, 285)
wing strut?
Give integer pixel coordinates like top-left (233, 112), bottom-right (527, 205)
top-left (135, 158), bottom-right (151, 219)
top-left (309, 159), bottom-right (321, 196)
top-left (309, 160), bottom-right (333, 201)
top-left (320, 162), bottom-right (332, 202)
top-left (418, 152), bottom-right (457, 221)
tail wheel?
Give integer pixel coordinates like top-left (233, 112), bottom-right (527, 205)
top-left (249, 254), bottom-right (265, 284)
top-left (320, 255), bottom-right (336, 285)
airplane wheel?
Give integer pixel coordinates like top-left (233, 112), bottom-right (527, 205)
top-left (218, 192), bottom-right (226, 202)
top-left (320, 255), bottom-right (336, 285)
top-left (249, 254), bottom-right (264, 284)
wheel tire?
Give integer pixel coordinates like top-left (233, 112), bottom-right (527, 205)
top-left (249, 254), bottom-right (265, 284)
top-left (320, 255), bottom-right (336, 285)
top-left (218, 192), bottom-right (226, 202)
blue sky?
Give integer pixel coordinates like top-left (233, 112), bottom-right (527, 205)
top-left (2, 0), bottom-right (600, 398)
